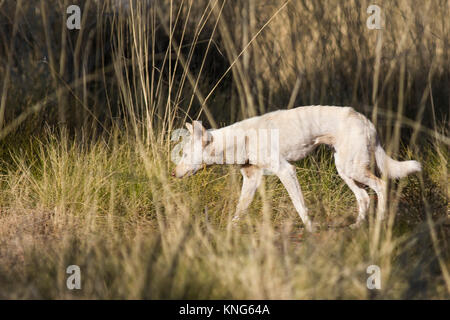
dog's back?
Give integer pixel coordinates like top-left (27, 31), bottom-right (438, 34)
top-left (226, 106), bottom-right (355, 161)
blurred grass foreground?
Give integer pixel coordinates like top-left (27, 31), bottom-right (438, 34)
top-left (0, 0), bottom-right (448, 299)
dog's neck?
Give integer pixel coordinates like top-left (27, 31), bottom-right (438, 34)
top-left (205, 126), bottom-right (249, 165)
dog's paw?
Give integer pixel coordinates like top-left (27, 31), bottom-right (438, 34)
top-left (349, 219), bottom-right (365, 230)
top-left (305, 220), bottom-right (317, 233)
top-left (231, 216), bottom-right (241, 226)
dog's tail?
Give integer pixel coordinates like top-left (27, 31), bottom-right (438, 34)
top-left (374, 143), bottom-right (421, 179)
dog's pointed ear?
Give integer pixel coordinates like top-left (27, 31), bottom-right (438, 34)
top-left (202, 127), bottom-right (213, 145)
top-left (185, 122), bottom-right (193, 134)
top-left (192, 121), bottom-right (204, 139)
top-left (192, 121), bottom-right (213, 146)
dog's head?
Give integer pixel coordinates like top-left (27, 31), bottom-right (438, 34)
top-left (172, 121), bottom-right (213, 178)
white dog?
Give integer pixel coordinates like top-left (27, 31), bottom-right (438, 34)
top-left (172, 106), bottom-right (421, 232)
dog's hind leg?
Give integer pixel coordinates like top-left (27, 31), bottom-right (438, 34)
top-left (336, 167), bottom-right (370, 228)
top-left (334, 155), bottom-right (370, 228)
top-left (355, 171), bottom-right (387, 221)
top-left (335, 152), bottom-right (387, 222)
top-left (232, 165), bottom-right (263, 222)
top-left (274, 161), bottom-right (314, 232)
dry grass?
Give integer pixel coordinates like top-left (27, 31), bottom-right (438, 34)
top-left (0, 0), bottom-right (448, 299)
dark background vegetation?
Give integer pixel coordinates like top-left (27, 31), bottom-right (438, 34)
top-left (0, 0), bottom-right (448, 135)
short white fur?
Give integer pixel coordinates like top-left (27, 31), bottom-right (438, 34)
top-left (174, 106), bottom-right (421, 232)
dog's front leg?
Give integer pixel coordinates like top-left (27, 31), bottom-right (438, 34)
top-left (275, 161), bottom-right (315, 232)
top-left (232, 166), bottom-right (263, 222)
